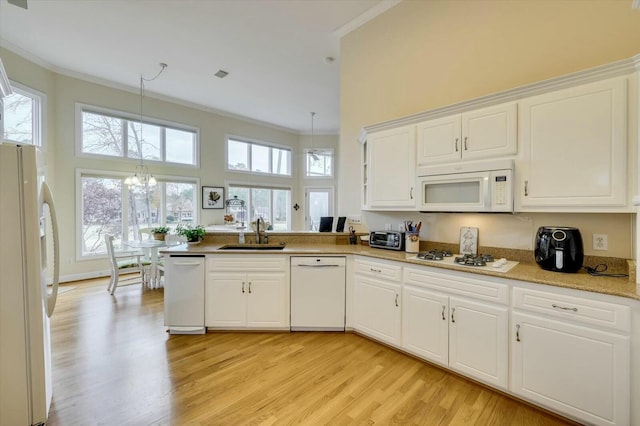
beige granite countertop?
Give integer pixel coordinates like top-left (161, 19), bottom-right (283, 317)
top-left (163, 240), bottom-right (640, 301)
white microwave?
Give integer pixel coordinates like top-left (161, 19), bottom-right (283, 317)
top-left (417, 159), bottom-right (514, 213)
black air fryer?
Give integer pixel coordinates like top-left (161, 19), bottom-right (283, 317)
top-left (535, 227), bottom-right (584, 273)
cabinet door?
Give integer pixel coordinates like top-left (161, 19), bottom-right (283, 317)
top-left (367, 126), bottom-right (416, 209)
top-left (416, 115), bottom-right (461, 166)
top-left (449, 296), bottom-right (508, 389)
top-left (517, 77), bottom-right (627, 210)
top-left (206, 273), bottom-right (246, 327)
top-left (402, 286), bottom-right (449, 366)
top-left (354, 275), bottom-right (401, 346)
top-left (461, 102), bottom-right (517, 161)
top-left (246, 273), bottom-right (288, 328)
top-left (511, 312), bottom-right (629, 426)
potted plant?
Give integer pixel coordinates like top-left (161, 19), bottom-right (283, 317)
top-left (176, 224), bottom-right (206, 244)
top-left (150, 226), bottom-right (169, 241)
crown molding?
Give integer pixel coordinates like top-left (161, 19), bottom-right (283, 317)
top-left (361, 54), bottom-right (639, 136)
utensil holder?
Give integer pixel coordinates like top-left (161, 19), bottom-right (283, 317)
top-left (405, 232), bottom-right (420, 253)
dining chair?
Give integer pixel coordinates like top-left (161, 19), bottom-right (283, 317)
top-left (104, 234), bottom-right (150, 295)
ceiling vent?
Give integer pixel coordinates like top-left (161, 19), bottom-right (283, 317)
top-left (214, 70), bottom-right (229, 79)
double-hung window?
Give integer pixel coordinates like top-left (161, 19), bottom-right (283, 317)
top-left (228, 184), bottom-right (291, 231)
top-left (227, 137), bottom-right (291, 176)
top-left (78, 171), bottom-right (198, 258)
top-left (2, 82), bottom-right (44, 146)
top-left (78, 105), bottom-right (198, 166)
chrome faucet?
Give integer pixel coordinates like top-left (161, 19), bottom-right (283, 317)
top-left (255, 217), bottom-right (262, 244)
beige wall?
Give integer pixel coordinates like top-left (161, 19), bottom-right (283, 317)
top-left (2, 48), bottom-right (338, 280)
top-left (339, 0), bottom-right (640, 258)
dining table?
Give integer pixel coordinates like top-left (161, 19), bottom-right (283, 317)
top-left (123, 239), bottom-right (184, 288)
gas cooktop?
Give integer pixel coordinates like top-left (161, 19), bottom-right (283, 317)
top-left (413, 250), bottom-right (519, 273)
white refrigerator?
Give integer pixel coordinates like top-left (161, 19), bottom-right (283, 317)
top-left (0, 142), bottom-right (60, 425)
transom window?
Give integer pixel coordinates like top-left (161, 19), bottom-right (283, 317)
top-left (305, 149), bottom-right (334, 178)
top-left (78, 171), bottom-right (198, 258)
top-left (2, 82), bottom-right (43, 146)
top-left (228, 184), bottom-right (291, 231)
top-left (227, 137), bottom-right (291, 176)
top-left (78, 105), bottom-right (198, 166)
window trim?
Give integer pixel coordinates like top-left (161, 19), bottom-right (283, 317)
top-left (75, 103), bottom-right (200, 168)
top-left (225, 134), bottom-right (292, 177)
top-left (4, 80), bottom-right (46, 149)
top-left (226, 180), bottom-right (293, 231)
top-left (304, 148), bottom-right (334, 179)
top-left (75, 168), bottom-right (200, 261)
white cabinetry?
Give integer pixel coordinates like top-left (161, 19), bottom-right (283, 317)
top-left (364, 125), bottom-right (416, 210)
top-left (353, 258), bottom-right (402, 346)
top-left (416, 102), bottom-right (517, 166)
top-left (517, 77), bottom-right (628, 211)
top-left (511, 287), bottom-right (630, 426)
top-left (206, 255), bottom-right (289, 330)
top-left (403, 266), bottom-right (509, 389)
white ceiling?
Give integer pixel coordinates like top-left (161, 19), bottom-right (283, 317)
top-left (0, 0), bottom-right (397, 134)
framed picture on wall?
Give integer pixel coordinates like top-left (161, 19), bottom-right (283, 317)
top-left (202, 186), bottom-right (224, 209)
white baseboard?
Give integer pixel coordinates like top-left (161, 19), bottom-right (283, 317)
top-left (59, 269), bottom-right (111, 284)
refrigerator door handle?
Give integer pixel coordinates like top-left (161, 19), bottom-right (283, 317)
top-left (40, 181), bottom-right (59, 318)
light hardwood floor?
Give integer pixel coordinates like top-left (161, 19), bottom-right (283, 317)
top-left (47, 278), bottom-right (574, 425)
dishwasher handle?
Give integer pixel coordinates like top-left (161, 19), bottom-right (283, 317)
top-left (294, 264), bottom-right (344, 268)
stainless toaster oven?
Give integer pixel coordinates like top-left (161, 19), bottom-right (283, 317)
top-left (369, 231), bottom-right (405, 251)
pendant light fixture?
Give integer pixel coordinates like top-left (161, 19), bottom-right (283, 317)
top-left (309, 111), bottom-right (319, 161)
top-left (125, 63), bottom-right (168, 187)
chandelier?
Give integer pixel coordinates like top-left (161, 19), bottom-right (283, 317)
top-left (125, 63), bottom-right (167, 187)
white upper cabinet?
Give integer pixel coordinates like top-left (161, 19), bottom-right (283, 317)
top-left (516, 77), bottom-right (628, 211)
top-left (365, 125), bottom-right (416, 210)
top-left (417, 102), bottom-right (517, 166)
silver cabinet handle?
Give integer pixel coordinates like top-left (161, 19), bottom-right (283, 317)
top-left (370, 268), bottom-right (382, 273)
top-left (441, 305), bottom-right (446, 320)
top-left (552, 303), bottom-right (578, 312)
top-left (455, 137), bottom-right (459, 152)
top-left (410, 187), bottom-right (413, 199)
top-left (248, 282), bottom-right (252, 294)
top-left (516, 324), bottom-right (521, 342)
top-left (242, 282), bottom-right (245, 293)
top-left (524, 180), bottom-right (529, 197)
top-left (464, 136), bottom-right (468, 150)
top-left (451, 307), bottom-right (456, 323)
top-left (395, 294), bottom-right (399, 307)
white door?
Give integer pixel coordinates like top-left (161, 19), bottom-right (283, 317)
top-left (448, 296), bottom-right (508, 389)
top-left (246, 273), bottom-right (288, 328)
top-left (206, 273), bottom-right (246, 327)
top-left (402, 286), bottom-right (449, 366)
top-left (461, 102), bottom-right (517, 161)
top-left (416, 114), bottom-right (461, 166)
top-left (512, 312), bottom-right (629, 426)
top-left (367, 126), bottom-right (416, 209)
top-left (305, 187), bottom-right (333, 231)
top-left (354, 275), bottom-right (401, 346)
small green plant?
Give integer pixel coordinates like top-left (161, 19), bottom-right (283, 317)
top-left (150, 226), bottom-right (169, 234)
top-left (176, 224), bottom-right (206, 242)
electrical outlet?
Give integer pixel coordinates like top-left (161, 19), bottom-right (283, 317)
top-left (347, 215), bottom-right (361, 224)
top-left (593, 234), bottom-right (608, 251)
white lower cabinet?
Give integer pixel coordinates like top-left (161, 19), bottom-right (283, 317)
top-left (354, 275), bottom-right (401, 346)
top-left (205, 255), bottom-right (289, 330)
top-left (401, 282), bottom-right (508, 389)
top-left (353, 258), bottom-right (403, 346)
top-left (511, 287), bottom-right (630, 426)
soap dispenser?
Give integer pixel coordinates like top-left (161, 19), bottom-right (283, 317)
top-left (238, 230), bottom-right (245, 244)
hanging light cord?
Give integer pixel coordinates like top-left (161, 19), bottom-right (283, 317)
top-left (137, 63), bottom-right (168, 168)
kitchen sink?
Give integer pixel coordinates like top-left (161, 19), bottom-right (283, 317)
top-left (217, 243), bottom-right (286, 250)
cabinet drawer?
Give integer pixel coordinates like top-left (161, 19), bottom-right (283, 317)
top-left (354, 258), bottom-right (402, 282)
top-left (207, 255), bottom-right (286, 272)
top-left (513, 287), bottom-right (630, 333)
top-left (404, 266), bottom-right (508, 305)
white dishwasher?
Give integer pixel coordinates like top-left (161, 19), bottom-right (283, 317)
top-left (164, 254), bottom-right (206, 334)
top-left (290, 256), bottom-right (346, 331)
